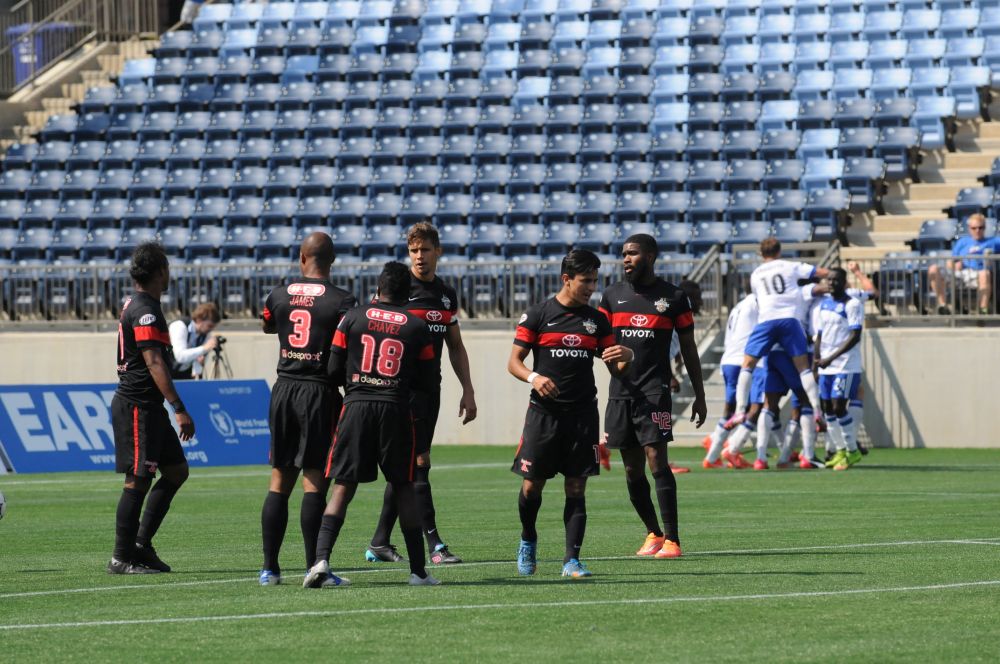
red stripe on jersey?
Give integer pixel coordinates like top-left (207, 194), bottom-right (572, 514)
top-left (325, 404), bottom-right (347, 479)
top-left (674, 311), bottom-right (695, 330)
top-left (419, 344), bottom-right (435, 360)
top-left (134, 327), bottom-right (170, 344)
top-left (515, 326), bottom-right (537, 344)
top-left (537, 332), bottom-right (598, 350)
top-left (132, 406), bottom-right (140, 475)
top-left (262, 307), bottom-right (272, 321)
top-left (332, 329), bottom-right (347, 349)
top-left (598, 334), bottom-right (616, 352)
top-left (408, 309), bottom-right (455, 325)
top-left (598, 307), bottom-right (611, 321)
top-left (609, 312), bottom-right (675, 330)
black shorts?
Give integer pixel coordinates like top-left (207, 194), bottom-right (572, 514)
top-left (269, 378), bottom-right (342, 470)
top-left (604, 393), bottom-right (674, 450)
top-left (511, 400), bottom-right (600, 480)
top-left (112, 395), bottom-right (185, 478)
top-left (411, 389), bottom-right (441, 456)
top-left (325, 401), bottom-right (416, 484)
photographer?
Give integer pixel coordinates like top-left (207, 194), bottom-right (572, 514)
top-left (168, 303), bottom-right (221, 380)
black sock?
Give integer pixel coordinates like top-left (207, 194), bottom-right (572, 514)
top-left (402, 526), bottom-right (426, 578)
top-left (136, 478), bottom-right (180, 547)
top-left (315, 514), bottom-right (345, 564)
top-left (625, 474), bottom-right (662, 537)
top-left (652, 468), bottom-right (679, 545)
top-left (114, 487), bottom-right (146, 561)
top-left (261, 491), bottom-right (289, 573)
top-left (300, 491), bottom-right (326, 569)
top-left (370, 483), bottom-right (397, 548)
top-left (563, 496), bottom-right (587, 564)
top-left (518, 489), bottom-right (542, 542)
top-left (413, 466), bottom-right (443, 550)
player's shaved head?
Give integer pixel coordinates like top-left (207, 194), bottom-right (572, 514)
top-left (760, 237), bottom-right (781, 258)
top-left (378, 261), bottom-right (412, 305)
top-left (299, 231), bottom-right (335, 274)
top-left (624, 233), bottom-right (659, 257)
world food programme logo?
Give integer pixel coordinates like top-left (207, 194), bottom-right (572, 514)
top-left (210, 408), bottom-right (236, 437)
top-left (582, 319), bottom-right (597, 334)
top-left (655, 298), bottom-right (669, 313)
top-left (630, 314), bottom-right (649, 327)
top-left (564, 334), bottom-right (582, 347)
top-left (441, 295), bottom-right (451, 310)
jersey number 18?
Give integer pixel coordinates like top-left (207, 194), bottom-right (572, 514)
top-left (360, 334), bottom-right (404, 378)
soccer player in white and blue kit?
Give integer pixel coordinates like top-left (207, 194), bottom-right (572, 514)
top-left (814, 268), bottom-right (864, 471)
top-left (728, 239), bottom-right (829, 430)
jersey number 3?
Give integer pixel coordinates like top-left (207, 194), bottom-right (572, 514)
top-left (289, 310), bottom-right (312, 348)
top-left (360, 334), bottom-right (404, 377)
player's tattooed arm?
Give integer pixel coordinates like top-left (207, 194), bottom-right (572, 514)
top-left (508, 345), bottom-right (559, 398)
top-left (142, 348), bottom-right (194, 441)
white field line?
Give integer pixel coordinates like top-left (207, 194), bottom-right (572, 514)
top-left (3, 579), bottom-right (1000, 632)
top-left (0, 462), bottom-right (507, 486)
top-left (3, 536), bottom-right (999, 600)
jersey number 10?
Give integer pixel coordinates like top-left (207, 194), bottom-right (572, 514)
top-left (758, 274), bottom-right (787, 295)
top-left (360, 334), bottom-right (404, 378)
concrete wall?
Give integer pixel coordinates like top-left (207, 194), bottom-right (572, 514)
top-left (1, 327), bottom-right (995, 448)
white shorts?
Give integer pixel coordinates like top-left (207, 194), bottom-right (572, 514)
top-left (944, 267), bottom-right (983, 288)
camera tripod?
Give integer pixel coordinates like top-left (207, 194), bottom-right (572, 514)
top-left (206, 346), bottom-right (233, 379)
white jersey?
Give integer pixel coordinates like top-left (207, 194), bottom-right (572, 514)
top-left (815, 295), bottom-right (864, 374)
top-left (750, 259), bottom-right (817, 323)
top-left (774, 283), bottom-right (817, 353)
top-left (846, 287), bottom-right (871, 302)
top-left (721, 295), bottom-right (759, 365)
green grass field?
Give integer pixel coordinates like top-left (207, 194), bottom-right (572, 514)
top-left (2, 446), bottom-right (999, 662)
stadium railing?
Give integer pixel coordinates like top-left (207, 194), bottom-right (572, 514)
top-left (0, 0), bottom-right (159, 97)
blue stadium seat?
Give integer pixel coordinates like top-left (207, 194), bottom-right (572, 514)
top-left (939, 8), bottom-right (979, 40)
top-left (538, 222), bottom-right (580, 255)
top-left (905, 38), bottom-right (947, 69)
top-left (949, 186), bottom-right (995, 220)
top-left (52, 200), bottom-right (94, 230)
top-left (726, 159), bottom-right (767, 191)
top-left (576, 191), bottom-right (615, 224)
top-left (805, 188), bottom-right (851, 240)
top-left (469, 222), bottom-right (509, 257)
top-left (871, 67), bottom-right (912, 100)
top-left (840, 127), bottom-right (881, 158)
top-left (914, 96), bottom-right (957, 150)
top-left (434, 192), bottom-right (474, 226)
top-left (688, 190), bottom-right (729, 224)
top-left (836, 98), bottom-right (876, 128)
top-left (576, 222), bottom-right (617, 253)
top-left (688, 221), bottom-right (733, 254)
top-left (757, 42), bottom-right (795, 72)
top-left (2, 142), bottom-right (37, 169)
top-left (948, 66), bottom-right (991, 120)
top-left (766, 189), bottom-right (808, 222)
top-left (190, 196), bottom-right (230, 228)
top-left (611, 190), bottom-right (651, 225)
top-left (361, 224), bottom-right (403, 259)
top-left (842, 157), bottom-right (888, 212)
top-left (540, 191), bottom-right (578, 224)
top-left (877, 126), bottom-right (921, 181)
top-left (225, 196), bottom-right (264, 228)
top-left (773, 219), bottom-right (814, 244)
top-left (399, 192), bottom-right (438, 226)
top-left (0, 169), bottom-right (30, 199)
top-left (158, 196), bottom-right (195, 229)
top-left (257, 224), bottom-right (297, 261)
top-left (687, 160), bottom-right (727, 191)
top-left (648, 191), bottom-right (688, 224)
top-left (187, 226), bottom-right (227, 261)
top-left (797, 99), bottom-right (837, 130)
top-left (866, 39), bottom-right (908, 69)
top-left (121, 197), bottom-right (161, 229)
top-left (799, 128), bottom-right (841, 161)
top-left (911, 219), bottom-right (958, 253)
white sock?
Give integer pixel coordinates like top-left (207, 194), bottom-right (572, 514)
top-left (849, 400), bottom-right (863, 445)
top-left (734, 368), bottom-right (753, 415)
top-left (756, 410), bottom-right (775, 462)
top-left (840, 415), bottom-right (857, 452)
top-left (799, 369), bottom-right (821, 412)
top-left (727, 423), bottom-right (752, 455)
top-left (778, 418), bottom-right (799, 464)
top-left (799, 408), bottom-right (817, 460)
top-left (825, 414), bottom-right (846, 451)
top-left (706, 420), bottom-right (729, 462)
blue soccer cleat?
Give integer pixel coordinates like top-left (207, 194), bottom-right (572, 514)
top-left (259, 570), bottom-right (281, 586)
top-left (561, 559), bottom-right (593, 579)
top-left (517, 539), bottom-right (537, 576)
top-left (321, 572), bottom-right (351, 588)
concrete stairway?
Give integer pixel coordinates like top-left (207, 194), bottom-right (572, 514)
top-left (842, 100), bottom-right (1000, 261)
top-left (1, 39), bottom-right (157, 150)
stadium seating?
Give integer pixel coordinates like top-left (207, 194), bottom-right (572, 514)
top-left (4, 0), bottom-right (998, 319)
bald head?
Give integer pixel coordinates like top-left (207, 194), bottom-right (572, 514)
top-left (299, 232), bottom-right (335, 277)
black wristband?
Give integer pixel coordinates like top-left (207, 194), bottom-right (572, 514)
top-left (170, 399), bottom-right (186, 414)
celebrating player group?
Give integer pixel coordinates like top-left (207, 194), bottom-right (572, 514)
top-left (111, 226), bottom-right (881, 585)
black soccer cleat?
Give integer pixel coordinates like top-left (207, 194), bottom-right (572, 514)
top-left (365, 544), bottom-right (406, 563)
top-left (430, 545), bottom-right (462, 565)
top-left (107, 558), bottom-right (160, 575)
top-left (133, 543), bottom-right (171, 572)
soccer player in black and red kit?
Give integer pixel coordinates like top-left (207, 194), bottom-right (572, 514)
top-left (304, 262), bottom-right (441, 588)
top-left (108, 242), bottom-right (194, 574)
top-left (258, 232), bottom-right (357, 586)
top-left (508, 250), bottom-right (634, 579)
top-left (366, 223), bottom-right (476, 566)
top-left (599, 234), bottom-right (707, 559)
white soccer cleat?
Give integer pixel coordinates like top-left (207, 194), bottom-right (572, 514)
top-left (303, 560), bottom-right (329, 589)
top-left (408, 573), bottom-right (442, 586)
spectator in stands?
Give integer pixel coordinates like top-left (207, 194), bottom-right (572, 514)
top-left (167, 303), bottom-right (220, 379)
top-left (928, 213), bottom-right (995, 315)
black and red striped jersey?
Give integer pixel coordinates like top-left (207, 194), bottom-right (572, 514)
top-left (599, 279), bottom-right (694, 399)
top-left (404, 275), bottom-right (459, 389)
top-left (331, 303), bottom-right (436, 404)
top-left (262, 277), bottom-right (357, 384)
top-left (116, 292), bottom-right (172, 407)
top-left (513, 297), bottom-right (615, 407)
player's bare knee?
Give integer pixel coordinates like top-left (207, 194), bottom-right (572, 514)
top-left (521, 479), bottom-right (544, 499)
top-left (416, 452), bottom-right (431, 468)
top-left (125, 474), bottom-right (151, 493)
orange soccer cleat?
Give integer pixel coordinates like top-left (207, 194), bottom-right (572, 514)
top-left (702, 457), bottom-right (724, 469)
top-left (654, 540), bottom-right (682, 559)
top-left (598, 441), bottom-right (611, 471)
top-left (753, 459), bottom-right (769, 471)
top-left (636, 532), bottom-right (665, 557)
top-left (722, 449), bottom-right (753, 469)
top-left (670, 463), bottom-right (690, 474)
